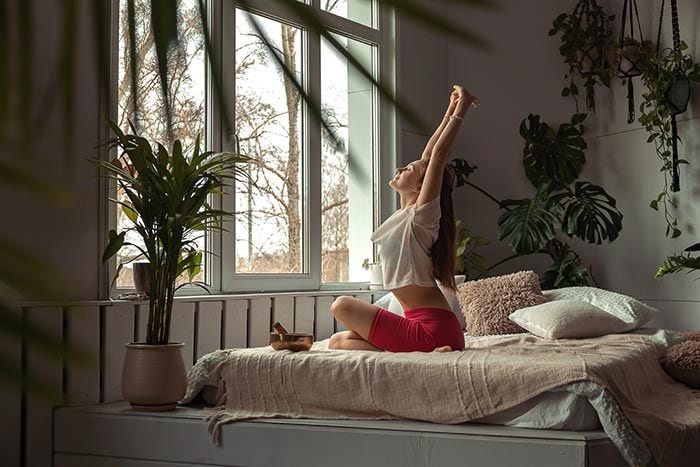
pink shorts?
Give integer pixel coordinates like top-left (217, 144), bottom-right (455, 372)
top-left (367, 307), bottom-right (465, 352)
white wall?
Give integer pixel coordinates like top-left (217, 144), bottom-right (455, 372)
top-left (446, 0), bottom-right (700, 330)
top-left (446, 0), bottom-right (578, 276)
top-left (585, 0), bottom-right (700, 329)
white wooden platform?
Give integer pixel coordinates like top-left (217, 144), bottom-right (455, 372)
top-left (53, 402), bottom-right (628, 467)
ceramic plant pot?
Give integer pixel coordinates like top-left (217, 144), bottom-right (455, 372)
top-left (122, 342), bottom-right (187, 411)
top-left (616, 45), bottom-right (644, 78)
top-left (576, 45), bottom-right (601, 74)
top-left (369, 263), bottom-right (384, 290)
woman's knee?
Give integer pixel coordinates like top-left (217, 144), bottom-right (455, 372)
top-left (330, 295), bottom-right (355, 318)
top-left (328, 332), bottom-right (344, 349)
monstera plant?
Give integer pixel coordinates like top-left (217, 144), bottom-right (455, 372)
top-left (451, 112), bottom-right (623, 289)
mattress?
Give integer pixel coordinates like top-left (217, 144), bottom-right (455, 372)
top-left (200, 381), bottom-right (602, 430)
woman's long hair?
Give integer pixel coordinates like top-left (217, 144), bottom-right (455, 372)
top-left (430, 166), bottom-right (456, 290)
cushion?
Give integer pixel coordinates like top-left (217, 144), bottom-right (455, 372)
top-left (543, 286), bottom-right (658, 332)
top-left (457, 270), bottom-right (547, 336)
top-left (661, 340), bottom-right (700, 389)
top-left (509, 300), bottom-right (629, 339)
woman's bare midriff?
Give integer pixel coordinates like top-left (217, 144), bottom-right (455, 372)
top-left (390, 284), bottom-right (451, 312)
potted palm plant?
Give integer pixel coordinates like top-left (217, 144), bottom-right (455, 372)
top-left (93, 122), bottom-right (249, 410)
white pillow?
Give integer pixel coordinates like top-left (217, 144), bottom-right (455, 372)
top-left (509, 300), bottom-right (629, 339)
top-left (372, 284), bottom-right (466, 330)
top-left (542, 286), bottom-right (658, 331)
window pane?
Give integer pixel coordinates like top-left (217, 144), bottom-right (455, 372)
top-left (321, 35), bottom-right (375, 283)
top-left (234, 10), bottom-right (305, 274)
top-left (322, 0), bottom-right (374, 28)
top-left (116, 0), bottom-right (206, 288)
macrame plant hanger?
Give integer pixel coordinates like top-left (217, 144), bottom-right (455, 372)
top-left (657, 0), bottom-right (691, 192)
top-left (573, 0), bottom-right (607, 110)
top-left (617, 0), bottom-right (644, 124)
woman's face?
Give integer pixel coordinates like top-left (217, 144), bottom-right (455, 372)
top-left (389, 159), bottom-right (426, 193)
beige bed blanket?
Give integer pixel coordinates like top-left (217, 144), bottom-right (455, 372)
top-left (203, 333), bottom-right (700, 467)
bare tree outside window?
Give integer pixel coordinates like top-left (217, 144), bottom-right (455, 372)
top-left (117, 0), bottom-right (369, 286)
top-left (116, 0), bottom-right (205, 288)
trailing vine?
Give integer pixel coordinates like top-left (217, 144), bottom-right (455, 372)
top-left (639, 41), bottom-right (700, 239)
top-left (549, 1), bottom-right (614, 113)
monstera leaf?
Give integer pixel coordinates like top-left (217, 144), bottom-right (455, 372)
top-left (520, 113), bottom-right (587, 187)
top-left (553, 181), bottom-right (623, 244)
top-left (498, 184), bottom-right (563, 255)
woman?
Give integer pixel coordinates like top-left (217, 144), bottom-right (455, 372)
top-left (328, 84), bottom-right (478, 352)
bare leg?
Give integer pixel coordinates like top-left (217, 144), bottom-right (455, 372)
top-left (329, 296), bottom-right (380, 340)
top-left (328, 330), bottom-right (382, 351)
top-left (432, 345), bottom-right (453, 352)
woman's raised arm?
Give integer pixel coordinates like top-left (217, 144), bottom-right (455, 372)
top-left (416, 85), bottom-right (477, 208)
top-left (420, 89), bottom-right (460, 161)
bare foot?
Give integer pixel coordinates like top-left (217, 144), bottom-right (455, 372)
top-left (432, 345), bottom-right (453, 352)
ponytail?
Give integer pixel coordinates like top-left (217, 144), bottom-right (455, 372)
top-left (431, 166), bottom-right (457, 290)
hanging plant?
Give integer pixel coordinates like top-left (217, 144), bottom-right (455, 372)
top-left (639, 32), bottom-right (700, 239)
top-left (549, 0), bottom-right (614, 112)
top-left (607, 0), bottom-right (650, 124)
top-left (606, 37), bottom-right (653, 81)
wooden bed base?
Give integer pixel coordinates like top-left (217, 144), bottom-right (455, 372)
top-left (53, 402), bottom-right (628, 467)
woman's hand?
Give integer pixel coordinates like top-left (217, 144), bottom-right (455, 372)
top-left (452, 85), bottom-right (479, 117)
top-left (445, 88), bottom-right (460, 117)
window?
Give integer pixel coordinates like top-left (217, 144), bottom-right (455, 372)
top-left (114, 0), bottom-right (394, 293)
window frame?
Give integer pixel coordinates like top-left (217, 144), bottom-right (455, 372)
top-left (106, 0), bottom-right (396, 296)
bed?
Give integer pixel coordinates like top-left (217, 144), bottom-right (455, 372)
top-left (174, 327), bottom-right (699, 467)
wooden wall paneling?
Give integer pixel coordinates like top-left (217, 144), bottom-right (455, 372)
top-left (248, 298), bottom-right (272, 348)
top-left (65, 306), bottom-right (100, 405)
top-left (195, 301), bottom-right (222, 361)
top-left (0, 305), bottom-right (22, 467)
top-left (169, 302), bottom-right (195, 370)
top-left (294, 296), bottom-right (315, 334)
top-left (272, 296), bottom-right (294, 333)
top-left (223, 299), bottom-right (248, 349)
top-left (103, 303), bottom-right (136, 403)
top-left (315, 296), bottom-right (336, 340)
top-left (25, 306), bottom-right (63, 467)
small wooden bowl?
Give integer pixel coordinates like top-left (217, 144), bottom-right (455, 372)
top-left (269, 332), bottom-right (314, 352)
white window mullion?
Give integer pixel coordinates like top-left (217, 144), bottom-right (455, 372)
top-left (219, 0), bottom-right (238, 291)
top-left (377, 1), bottom-right (397, 240)
top-left (307, 11), bottom-right (322, 290)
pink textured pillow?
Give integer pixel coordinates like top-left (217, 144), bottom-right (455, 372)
top-left (457, 271), bottom-right (547, 336)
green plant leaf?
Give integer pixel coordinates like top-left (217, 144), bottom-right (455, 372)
top-left (103, 229), bottom-right (126, 264)
top-left (656, 253), bottom-right (700, 278)
top-left (540, 253), bottom-right (589, 289)
top-left (553, 181), bottom-right (623, 244)
top-left (497, 184), bottom-right (562, 255)
top-left (122, 203), bottom-right (139, 223)
top-left (520, 114), bottom-right (586, 187)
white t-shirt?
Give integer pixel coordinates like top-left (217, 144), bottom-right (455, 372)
top-left (370, 196), bottom-right (441, 290)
